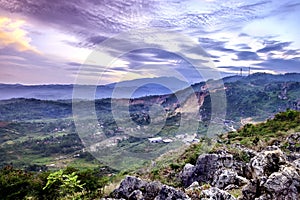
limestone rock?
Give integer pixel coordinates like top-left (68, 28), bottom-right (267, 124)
top-left (112, 176), bottom-right (148, 199)
top-left (285, 132), bottom-right (300, 152)
top-left (112, 176), bottom-right (188, 200)
top-left (262, 166), bottom-right (300, 199)
top-left (249, 146), bottom-right (286, 179)
top-left (241, 165), bottom-right (300, 199)
top-left (201, 187), bottom-right (236, 200)
top-left (212, 169), bottom-right (248, 189)
top-left (180, 153), bottom-right (233, 187)
top-left (128, 190), bottom-right (143, 200)
top-left (154, 185), bottom-right (190, 200)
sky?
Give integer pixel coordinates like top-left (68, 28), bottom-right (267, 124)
top-left (0, 0), bottom-right (299, 85)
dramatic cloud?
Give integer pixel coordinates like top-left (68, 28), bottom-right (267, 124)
top-left (257, 41), bottom-right (292, 53)
top-left (0, 17), bottom-right (38, 53)
top-left (235, 51), bottom-right (260, 61)
top-left (258, 58), bottom-right (300, 72)
top-left (0, 0), bottom-right (299, 84)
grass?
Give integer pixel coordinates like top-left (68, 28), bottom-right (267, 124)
top-left (222, 110), bottom-right (300, 150)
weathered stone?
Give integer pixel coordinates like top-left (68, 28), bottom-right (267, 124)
top-left (241, 165), bottom-right (300, 200)
top-left (112, 176), bottom-right (147, 199)
top-left (249, 146), bottom-right (286, 178)
top-left (128, 190), bottom-right (143, 200)
top-left (240, 178), bottom-right (261, 200)
top-left (262, 166), bottom-right (300, 199)
top-left (285, 132), bottom-right (300, 152)
top-left (293, 158), bottom-right (300, 169)
top-left (180, 153), bottom-right (234, 187)
top-left (112, 176), bottom-right (188, 200)
top-left (180, 163), bottom-right (196, 188)
top-left (202, 187), bottom-right (236, 200)
top-left (154, 185), bottom-right (190, 200)
top-left (212, 169), bottom-right (248, 189)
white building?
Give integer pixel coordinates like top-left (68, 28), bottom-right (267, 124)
top-left (148, 137), bottom-right (163, 143)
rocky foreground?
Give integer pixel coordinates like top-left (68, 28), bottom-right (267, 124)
top-left (103, 132), bottom-right (300, 199)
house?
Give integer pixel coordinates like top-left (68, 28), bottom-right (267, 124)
top-left (163, 139), bottom-right (173, 143)
top-left (148, 137), bottom-right (162, 143)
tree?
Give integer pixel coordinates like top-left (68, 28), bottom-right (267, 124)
top-left (43, 170), bottom-right (85, 200)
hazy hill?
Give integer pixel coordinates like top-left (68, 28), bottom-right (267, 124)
top-left (0, 76), bottom-right (188, 100)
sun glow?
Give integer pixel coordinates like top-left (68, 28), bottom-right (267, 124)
top-left (0, 17), bottom-right (39, 54)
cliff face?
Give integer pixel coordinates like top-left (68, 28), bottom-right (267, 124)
top-left (104, 111), bottom-right (300, 200)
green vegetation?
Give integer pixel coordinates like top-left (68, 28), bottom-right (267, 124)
top-left (225, 109), bottom-right (300, 149)
top-left (0, 165), bottom-right (115, 200)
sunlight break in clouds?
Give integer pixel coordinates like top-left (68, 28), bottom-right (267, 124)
top-left (0, 17), bottom-right (39, 54)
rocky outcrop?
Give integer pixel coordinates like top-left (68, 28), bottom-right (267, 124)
top-left (240, 146), bottom-right (300, 200)
top-left (111, 176), bottom-right (190, 200)
top-left (180, 153), bottom-right (234, 187)
top-left (202, 187), bottom-right (236, 200)
top-left (241, 165), bottom-right (300, 200)
top-left (186, 181), bottom-right (237, 200)
top-left (212, 169), bottom-right (248, 189)
top-left (107, 138), bottom-right (300, 200)
top-left (284, 132), bottom-right (300, 152)
top-left (179, 144), bottom-right (300, 200)
top-left (155, 185), bottom-right (190, 200)
top-left (248, 146), bottom-right (286, 179)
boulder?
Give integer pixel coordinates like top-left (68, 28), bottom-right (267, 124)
top-left (212, 169), bottom-right (248, 189)
top-left (202, 187), bottom-right (236, 200)
top-left (185, 182), bottom-right (236, 200)
top-left (180, 163), bottom-right (196, 188)
top-left (261, 166), bottom-right (300, 199)
top-left (249, 146), bottom-right (286, 179)
top-left (112, 176), bottom-right (148, 199)
top-left (180, 153), bottom-right (234, 187)
top-left (285, 132), bottom-right (300, 152)
top-left (241, 165), bottom-right (300, 199)
top-left (112, 176), bottom-right (188, 200)
top-left (154, 185), bottom-right (190, 200)
top-left (128, 190), bottom-right (143, 200)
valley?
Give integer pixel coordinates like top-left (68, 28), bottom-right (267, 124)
top-left (0, 73), bottom-right (299, 171)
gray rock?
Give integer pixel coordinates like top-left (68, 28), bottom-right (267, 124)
top-left (180, 153), bottom-right (234, 187)
top-left (154, 185), bottom-right (190, 200)
top-left (202, 187), bottom-right (236, 200)
top-left (241, 165), bottom-right (300, 200)
top-left (180, 163), bottom-right (196, 188)
top-left (249, 146), bottom-right (286, 179)
top-left (212, 169), bottom-right (248, 189)
top-left (262, 166), bottom-right (300, 199)
top-left (292, 158), bottom-right (300, 169)
top-left (112, 176), bottom-right (147, 199)
top-left (112, 176), bottom-right (188, 200)
top-left (285, 132), bottom-right (300, 152)
top-left (128, 190), bottom-right (143, 200)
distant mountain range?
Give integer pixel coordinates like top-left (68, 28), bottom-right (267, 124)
top-left (1, 72), bottom-right (299, 123)
top-left (0, 77), bottom-right (189, 100)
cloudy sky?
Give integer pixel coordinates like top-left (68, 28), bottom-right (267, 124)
top-left (0, 0), bottom-right (299, 85)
